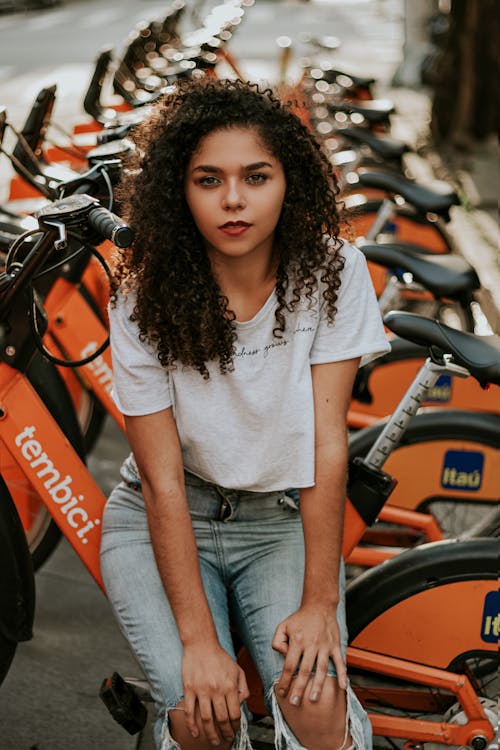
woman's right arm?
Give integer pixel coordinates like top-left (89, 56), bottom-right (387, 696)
top-left (124, 408), bottom-right (248, 744)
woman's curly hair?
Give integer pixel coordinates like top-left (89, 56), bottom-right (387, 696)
top-left (112, 77), bottom-right (345, 378)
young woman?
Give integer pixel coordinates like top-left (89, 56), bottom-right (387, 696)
top-left (101, 78), bottom-right (390, 750)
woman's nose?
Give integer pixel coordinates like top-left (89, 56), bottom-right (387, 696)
top-left (221, 180), bottom-right (246, 210)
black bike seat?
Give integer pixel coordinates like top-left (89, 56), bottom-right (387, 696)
top-left (358, 171), bottom-right (460, 217)
top-left (328, 99), bottom-right (394, 124)
top-left (321, 69), bottom-right (376, 90)
top-left (360, 243), bottom-right (480, 298)
top-left (340, 127), bottom-right (410, 161)
top-left (383, 311), bottom-right (500, 387)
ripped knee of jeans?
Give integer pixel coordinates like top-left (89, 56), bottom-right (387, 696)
top-left (158, 699), bottom-right (184, 750)
top-left (267, 677), bottom-right (370, 750)
top-left (159, 701), bottom-right (253, 750)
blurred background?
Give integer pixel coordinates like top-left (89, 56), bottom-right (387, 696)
top-left (0, 1), bottom-right (498, 748)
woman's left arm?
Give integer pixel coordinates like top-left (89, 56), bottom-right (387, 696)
top-left (273, 357), bottom-right (360, 707)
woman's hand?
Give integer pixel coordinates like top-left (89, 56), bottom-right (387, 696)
top-left (272, 603), bottom-right (347, 707)
top-left (182, 642), bottom-right (249, 744)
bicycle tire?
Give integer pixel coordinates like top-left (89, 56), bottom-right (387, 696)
top-left (5, 351), bottom-right (86, 570)
top-left (0, 476), bottom-right (35, 686)
top-left (347, 538), bottom-right (498, 748)
top-left (348, 410), bottom-right (500, 538)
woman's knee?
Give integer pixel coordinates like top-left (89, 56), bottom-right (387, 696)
top-left (167, 701), bottom-right (234, 750)
top-left (274, 675), bottom-right (349, 750)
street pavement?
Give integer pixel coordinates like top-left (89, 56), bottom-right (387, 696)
top-left (0, 0), bottom-right (498, 748)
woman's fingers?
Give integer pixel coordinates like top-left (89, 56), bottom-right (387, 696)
top-left (183, 689), bottom-right (199, 738)
top-left (308, 650), bottom-right (330, 702)
top-left (271, 622), bottom-right (289, 655)
top-left (287, 649), bottom-right (316, 706)
top-left (237, 668), bottom-right (250, 701)
top-left (225, 689), bottom-right (244, 736)
top-left (211, 696), bottom-right (235, 743)
top-left (276, 640), bottom-right (302, 697)
top-left (198, 694), bottom-right (221, 745)
top-left (332, 645), bottom-right (348, 691)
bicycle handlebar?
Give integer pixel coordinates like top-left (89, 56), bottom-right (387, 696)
top-left (0, 196), bottom-right (133, 320)
top-left (87, 205), bottom-right (134, 248)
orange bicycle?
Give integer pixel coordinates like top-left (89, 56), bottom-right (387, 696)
top-left (0, 194), bottom-right (497, 749)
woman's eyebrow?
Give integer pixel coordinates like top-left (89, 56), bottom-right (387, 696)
top-left (192, 165), bottom-right (221, 173)
top-left (191, 161), bottom-right (274, 173)
top-left (244, 161), bottom-right (273, 170)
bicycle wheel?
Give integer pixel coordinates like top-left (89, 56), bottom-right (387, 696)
top-left (347, 538), bottom-right (498, 749)
top-left (5, 351), bottom-right (86, 570)
top-left (0, 476), bottom-right (35, 686)
top-left (348, 410), bottom-right (499, 539)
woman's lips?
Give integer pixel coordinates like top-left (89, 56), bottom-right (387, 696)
top-left (219, 221), bottom-right (251, 236)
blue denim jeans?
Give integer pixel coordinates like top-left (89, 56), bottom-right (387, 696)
top-left (100, 469), bottom-right (372, 749)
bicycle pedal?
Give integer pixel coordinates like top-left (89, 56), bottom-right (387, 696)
top-left (99, 671), bottom-right (148, 735)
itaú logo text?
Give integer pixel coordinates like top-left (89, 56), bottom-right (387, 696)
top-left (441, 449), bottom-right (484, 491)
top-left (481, 591), bottom-right (499, 643)
top-left (15, 426), bottom-right (100, 544)
top-left (81, 341), bottom-right (113, 395)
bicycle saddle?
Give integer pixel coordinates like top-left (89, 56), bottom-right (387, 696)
top-left (357, 171), bottom-right (460, 217)
top-left (327, 99), bottom-right (394, 125)
top-left (383, 311), bottom-right (500, 387)
top-left (321, 69), bottom-right (375, 91)
top-left (340, 127), bottom-right (410, 161)
top-left (360, 243), bottom-right (480, 298)
top-left (82, 48), bottom-right (114, 123)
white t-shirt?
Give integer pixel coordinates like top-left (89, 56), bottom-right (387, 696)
top-left (109, 241), bottom-right (390, 491)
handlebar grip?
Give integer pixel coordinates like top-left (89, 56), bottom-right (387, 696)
top-left (88, 206), bottom-right (134, 248)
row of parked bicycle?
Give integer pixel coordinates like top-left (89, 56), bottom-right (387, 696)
top-left (0, 1), bottom-right (498, 748)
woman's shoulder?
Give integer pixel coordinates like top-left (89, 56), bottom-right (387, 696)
top-left (316, 237), bottom-right (367, 285)
top-left (336, 238), bottom-right (366, 268)
top-left (109, 281), bottom-right (139, 325)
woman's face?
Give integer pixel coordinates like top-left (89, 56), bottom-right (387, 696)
top-left (185, 127), bottom-right (286, 266)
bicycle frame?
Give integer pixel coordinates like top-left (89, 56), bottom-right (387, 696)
top-left (43, 273), bottom-right (124, 430)
top-left (0, 363), bottom-right (106, 588)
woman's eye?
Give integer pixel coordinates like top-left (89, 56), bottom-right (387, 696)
top-left (246, 173), bottom-right (267, 184)
top-left (198, 176), bottom-right (220, 187)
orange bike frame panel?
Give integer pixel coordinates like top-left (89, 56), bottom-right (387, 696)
top-left (346, 505), bottom-right (444, 566)
top-left (350, 357), bottom-right (500, 420)
top-left (0, 364), bottom-right (105, 587)
top-left (384, 439), bottom-right (498, 511)
top-left (342, 498), bottom-right (371, 558)
top-left (351, 579), bottom-right (497, 667)
top-left (348, 647), bottom-right (494, 746)
top-left (44, 277), bottom-right (124, 431)
top-left (343, 208), bottom-right (450, 255)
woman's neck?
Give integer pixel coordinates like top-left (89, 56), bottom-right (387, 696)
top-left (209, 250), bottom-right (277, 296)
top-left (209, 252), bottom-right (278, 322)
